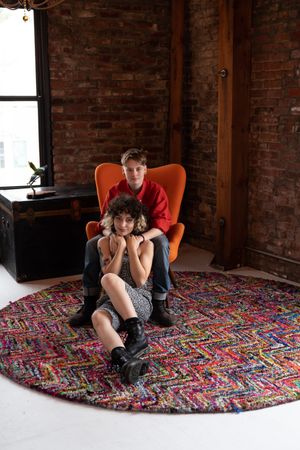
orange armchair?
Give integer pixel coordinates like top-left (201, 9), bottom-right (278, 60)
top-left (86, 163), bottom-right (186, 286)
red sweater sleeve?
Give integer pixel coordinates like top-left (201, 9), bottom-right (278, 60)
top-left (141, 181), bottom-right (171, 234)
top-left (150, 191), bottom-right (171, 233)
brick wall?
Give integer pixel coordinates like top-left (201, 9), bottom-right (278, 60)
top-left (247, 0), bottom-right (300, 280)
top-left (46, 0), bottom-right (300, 281)
top-left (47, 0), bottom-right (170, 185)
top-left (182, 0), bottom-right (219, 251)
top-left (182, 0), bottom-right (300, 281)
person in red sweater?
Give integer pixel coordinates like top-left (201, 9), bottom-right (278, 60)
top-left (69, 148), bottom-right (176, 327)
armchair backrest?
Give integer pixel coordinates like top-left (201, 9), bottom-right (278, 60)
top-left (94, 163), bottom-right (186, 225)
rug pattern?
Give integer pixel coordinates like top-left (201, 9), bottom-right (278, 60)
top-left (1, 272), bottom-right (300, 413)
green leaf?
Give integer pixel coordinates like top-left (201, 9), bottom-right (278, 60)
top-left (28, 161), bottom-right (37, 172)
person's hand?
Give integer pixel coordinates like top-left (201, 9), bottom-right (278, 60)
top-left (110, 234), bottom-right (126, 253)
top-left (126, 234), bottom-right (140, 253)
top-left (136, 235), bottom-right (145, 245)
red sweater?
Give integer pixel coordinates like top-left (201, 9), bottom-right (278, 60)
top-left (97, 178), bottom-right (171, 234)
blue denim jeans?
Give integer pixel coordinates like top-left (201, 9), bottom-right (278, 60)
top-left (82, 234), bottom-right (170, 301)
top-left (151, 235), bottom-right (171, 301)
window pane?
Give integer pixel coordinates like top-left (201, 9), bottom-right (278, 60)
top-left (0, 8), bottom-right (36, 96)
top-left (0, 102), bottom-right (40, 187)
top-left (0, 143), bottom-right (4, 168)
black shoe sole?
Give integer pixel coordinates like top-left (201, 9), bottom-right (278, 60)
top-left (121, 360), bottom-right (149, 384)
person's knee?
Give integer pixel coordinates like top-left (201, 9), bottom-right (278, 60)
top-left (91, 309), bottom-right (111, 328)
top-left (101, 273), bottom-right (118, 290)
top-left (152, 235), bottom-right (169, 250)
top-left (91, 309), bottom-right (102, 326)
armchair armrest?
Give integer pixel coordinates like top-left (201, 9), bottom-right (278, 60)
top-left (86, 221), bottom-right (99, 240)
top-left (167, 223), bottom-right (185, 263)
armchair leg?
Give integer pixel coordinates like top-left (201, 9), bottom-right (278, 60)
top-left (169, 268), bottom-right (177, 288)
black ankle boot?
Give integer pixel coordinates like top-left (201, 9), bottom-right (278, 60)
top-left (68, 295), bottom-right (98, 327)
top-left (111, 346), bottom-right (149, 384)
top-left (124, 317), bottom-right (148, 357)
top-left (150, 300), bottom-right (176, 327)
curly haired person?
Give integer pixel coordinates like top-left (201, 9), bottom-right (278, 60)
top-left (92, 194), bottom-right (152, 384)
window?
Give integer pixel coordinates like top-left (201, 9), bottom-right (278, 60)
top-left (0, 143), bottom-right (4, 168)
top-left (0, 8), bottom-right (52, 189)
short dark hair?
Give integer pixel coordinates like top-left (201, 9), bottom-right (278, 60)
top-left (101, 194), bottom-right (149, 235)
top-left (120, 148), bottom-right (148, 166)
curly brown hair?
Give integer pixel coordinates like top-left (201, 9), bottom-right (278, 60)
top-left (101, 194), bottom-right (149, 235)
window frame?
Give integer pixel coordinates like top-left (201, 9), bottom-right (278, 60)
top-left (0, 9), bottom-right (53, 189)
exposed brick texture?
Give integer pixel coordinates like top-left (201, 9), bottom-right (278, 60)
top-left (247, 0), bottom-right (300, 281)
top-left (181, 0), bottom-right (300, 281)
top-left (47, 0), bottom-right (170, 185)
top-left (45, 0), bottom-right (300, 282)
top-left (182, 0), bottom-right (219, 252)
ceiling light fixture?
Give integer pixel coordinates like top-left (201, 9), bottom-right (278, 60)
top-left (0, 0), bottom-right (65, 21)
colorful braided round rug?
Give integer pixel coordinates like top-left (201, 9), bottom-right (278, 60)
top-left (1, 271), bottom-right (300, 413)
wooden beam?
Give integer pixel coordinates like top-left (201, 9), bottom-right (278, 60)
top-left (169, 0), bottom-right (184, 163)
top-left (213, 0), bottom-right (252, 269)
